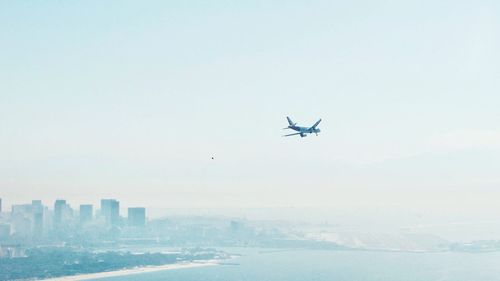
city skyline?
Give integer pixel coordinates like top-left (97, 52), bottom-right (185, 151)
top-left (0, 197), bottom-right (146, 219)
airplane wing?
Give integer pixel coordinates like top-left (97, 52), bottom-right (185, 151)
top-left (282, 132), bottom-right (301, 137)
top-left (309, 119), bottom-right (322, 129)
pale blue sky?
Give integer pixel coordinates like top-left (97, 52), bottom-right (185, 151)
top-left (1, 0), bottom-right (500, 212)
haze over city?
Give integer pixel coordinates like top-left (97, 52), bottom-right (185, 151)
top-left (2, 1), bottom-right (500, 280)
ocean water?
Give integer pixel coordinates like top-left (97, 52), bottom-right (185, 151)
top-left (92, 248), bottom-right (500, 281)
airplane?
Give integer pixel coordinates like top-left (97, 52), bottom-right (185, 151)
top-left (283, 117), bottom-right (322, 137)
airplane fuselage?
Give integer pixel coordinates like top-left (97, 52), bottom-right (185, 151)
top-left (288, 125), bottom-right (321, 137)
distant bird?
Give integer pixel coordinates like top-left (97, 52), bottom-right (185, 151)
top-left (211, 157), bottom-right (214, 160)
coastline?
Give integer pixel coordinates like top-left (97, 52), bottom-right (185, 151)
top-left (43, 260), bottom-right (219, 281)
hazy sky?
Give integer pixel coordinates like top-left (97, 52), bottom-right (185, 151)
top-left (1, 0), bottom-right (499, 212)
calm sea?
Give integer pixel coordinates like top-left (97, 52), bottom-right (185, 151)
top-left (91, 248), bottom-right (500, 281)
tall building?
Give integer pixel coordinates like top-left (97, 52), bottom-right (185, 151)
top-left (127, 207), bottom-right (146, 227)
top-left (11, 204), bottom-right (33, 239)
top-left (109, 200), bottom-right (119, 226)
top-left (54, 200), bottom-right (66, 226)
top-left (11, 203), bottom-right (33, 239)
top-left (32, 212), bottom-right (43, 238)
top-left (11, 204), bottom-right (32, 216)
top-left (32, 200), bottom-right (42, 208)
top-left (79, 204), bottom-right (93, 224)
top-left (100, 199), bottom-right (120, 226)
top-left (32, 200), bottom-right (44, 238)
top-left (54, 200), bottom-right (73, 225)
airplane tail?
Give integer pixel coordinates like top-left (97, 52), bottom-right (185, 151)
top-left (286, 117), bottom-right (296, 126)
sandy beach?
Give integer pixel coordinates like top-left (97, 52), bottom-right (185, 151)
top-left (43, 260), bottom-right (218, 281)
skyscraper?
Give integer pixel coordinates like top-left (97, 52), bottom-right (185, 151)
top-left (31, 200), bottom-right (42, 208)
top-left (79, 204), bottom-right (93, 224)
top-left (10, 204), bottom-right (33, 239)
top-left (100, 199), bottom-right (119, 226)
top-left (33, 212), bottom-right (43, 239)
top-left (54, 200), bottom-right (66, 226)
top-left (32, 200), bottom-right (44, 238)
top-left (127, 207), bottom-right (146, 227)
top-left (11, 204), bottom-right (32, 216)
top-left (109, 200), bottom-right (119, 226)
